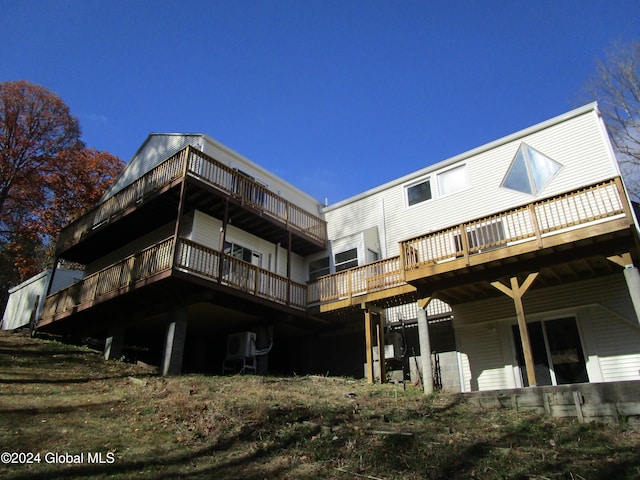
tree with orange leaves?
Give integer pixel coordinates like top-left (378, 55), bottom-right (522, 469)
top-left (0, 80), bottom-right (124, 307)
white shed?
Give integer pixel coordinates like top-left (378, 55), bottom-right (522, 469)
top-left (2, 269), bottom-right (82, 331)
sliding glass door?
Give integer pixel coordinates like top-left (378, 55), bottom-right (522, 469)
top-left (512, 317), bottom-right (588, 387)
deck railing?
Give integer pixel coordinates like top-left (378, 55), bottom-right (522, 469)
top-left (309, 178), bottom-right (630, 306)
top-left (307, 256), bottom-right (404, 304)
top-left (45, 178), bottom-right (631, 319)
top-left (174, 239), bottom-right (307, 309)
top-left (42, 237), bottom-right (175, 320)
top-left (56, 146), bottom-right (327, 255)
top-left (56, 152), bottom-right (187, 253)
top-left (184, 148), bottom-right (326, 243)
top-left (401, 178), bottom-right (626, 270)
top-left (42, 237), bottom-right (307, 322)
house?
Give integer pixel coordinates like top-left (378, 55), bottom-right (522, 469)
top-left (2, 268), bottom-right (82, 331)
top-left (38, 103), bottom-right (640, 392)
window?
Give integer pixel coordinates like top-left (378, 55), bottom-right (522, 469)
top-left (501, 143), bottom-right (562, 195)
top-left (224, 241), bottom-right (261, 266)
top-left (308, 257), bottom-right (330, 281)
top-left (438, 164), bottom-right (468, 196)
top-left (406, 178), bottom-right (432, 206)
top-left (512, 317), bottom-right (587, 387)
top-left (334, 248), bottom-right (358, 272)
top-left (232, 169), bottom-right (266, 207)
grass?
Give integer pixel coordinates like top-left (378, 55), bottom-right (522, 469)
top-left (1, 331), bottom-right (639, 479)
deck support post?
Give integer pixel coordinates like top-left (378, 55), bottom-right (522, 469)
top-left (286, 231), bottom-right (292, 306)
top-left (417, 296), bottom-right (434, 394)
top-left (161, 306), bottom-right (188, 376)
top-left (491, 273), bottom-right (539, 387)
top-left (218, 198), bottom-right (230, 282)
top-left (363, 304), bottom-right (386, 383)
top-left (104, 326), bottom-right (125, 361)
top-left (608, 253), bottom-right (640, 325)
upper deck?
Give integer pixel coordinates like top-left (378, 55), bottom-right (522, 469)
top-left (56, 146), bottom-right (327, 264)
top-left (309, 177), bottom-right (637, 311)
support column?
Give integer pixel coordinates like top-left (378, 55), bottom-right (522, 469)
top-left (491, 273), bottom-right (539, 387)
top-left (365, 308), bottom-right (374, 383)
top-left (417, 297), bottom-right (434, 394)
top-left (161, 307), bottom-right (188, 376)
top-left (608, 253), bottom-right (640, 324)
top-left (104, 326), bottom-right (125, 360)
top-left (363, 304), bottom-right (385, 383)
top-left (218, 199), bottom-right (230, 281)
top-left (376, 308), bottom-right (387, 384)
top-left (255, 324), bottom-right (272, 375)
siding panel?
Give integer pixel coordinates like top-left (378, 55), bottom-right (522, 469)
top-left (324, 108), bottom-right (620, 259)
top-left (457, 324), bottom-right (509, 391)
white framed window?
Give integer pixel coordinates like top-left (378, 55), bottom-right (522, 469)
top-left (224, 241), bottom-right (262, 267)
top-left (405, 177), bottom-right (432, 207)
top-left (438, 164), bottom-right (468, 197)
top-left (334, 248), bottom-right (358, 272)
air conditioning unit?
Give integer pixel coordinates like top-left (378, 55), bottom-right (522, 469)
top-left (226, 332), bottom-right (256, 360)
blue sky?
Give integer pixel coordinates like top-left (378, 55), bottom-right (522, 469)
top-left (2, 1), bottom-right (639, 204)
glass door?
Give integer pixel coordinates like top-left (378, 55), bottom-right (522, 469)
top-left (512, 317), bottom-right (588, 387)
top-left (545, 317), bottom-right (588, 385)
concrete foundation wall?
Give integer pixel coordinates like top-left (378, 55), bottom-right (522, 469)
top-left (367, 351), bottom-right (461, 392)
top-left (462, 380), bottom-right (640, 428)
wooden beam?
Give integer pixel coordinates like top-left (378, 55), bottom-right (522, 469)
top-left (364, 309), bottom-right (374, 383)
top-left (607, 252), bottom-right (633, 268)
top-left (417, 296), bottom-right (432, 310)
top-left (491, 273), bottom-right (539, 387)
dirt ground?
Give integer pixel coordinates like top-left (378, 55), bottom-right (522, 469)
top-left (1, 330), bottom-right (639, 479)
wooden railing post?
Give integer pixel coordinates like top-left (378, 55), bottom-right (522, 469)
top-left (459, 223), bottom-right (470, 265)
top-left (614, 176), bottom-right (635, 226)
top-left (529, 203), bottom-right (543, 249)
top-left (399, 243), bottom-right (407, 281)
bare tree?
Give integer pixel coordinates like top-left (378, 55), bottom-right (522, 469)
top-left (584, 40), bottom-right (640, 200)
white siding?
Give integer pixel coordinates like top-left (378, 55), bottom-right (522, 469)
top-left (104, 133), bottom-right (325, 219)
top-left (453, 274), bottom-right (636, 328)
top-left (2, 269), bottom-right (82, 330)
top-left (457, 324), bottom-right (510, 391)
top-left (324, 106), bottom-right (620, 258)
top-left (201, 137), bottom-right (323, 215)
top-left (588, 308), bottom-right (640, 382)
top-left (190, 210), bottom-right (222, 249)
top-left (453, 274), bottom-right (640, 391)
top-left (85, 222), bottom-right (176, 275)
top-left (104, 134), bottom-right (204, 199)
top-left (2, 271), bottom-right (49, 330)
top-left (190, 210), bottom-right (307, 282)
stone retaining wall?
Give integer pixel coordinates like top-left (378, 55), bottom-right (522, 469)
top-left (462, 381), bottom-right (640, 428)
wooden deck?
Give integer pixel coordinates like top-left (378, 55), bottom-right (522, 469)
top-left (42, 177), bottom-right (637, 326)
top-left (310, 177), bottom-right (636, 311)
top-left (400, 178), bottom-right (630, 282)
top-left (41, 236), bottom-right (307, 326)
top-left (55, 146), bottom-right (327, 256)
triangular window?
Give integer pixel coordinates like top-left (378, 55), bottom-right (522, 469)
top-left (501, 143), bottom-right (562, 195)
